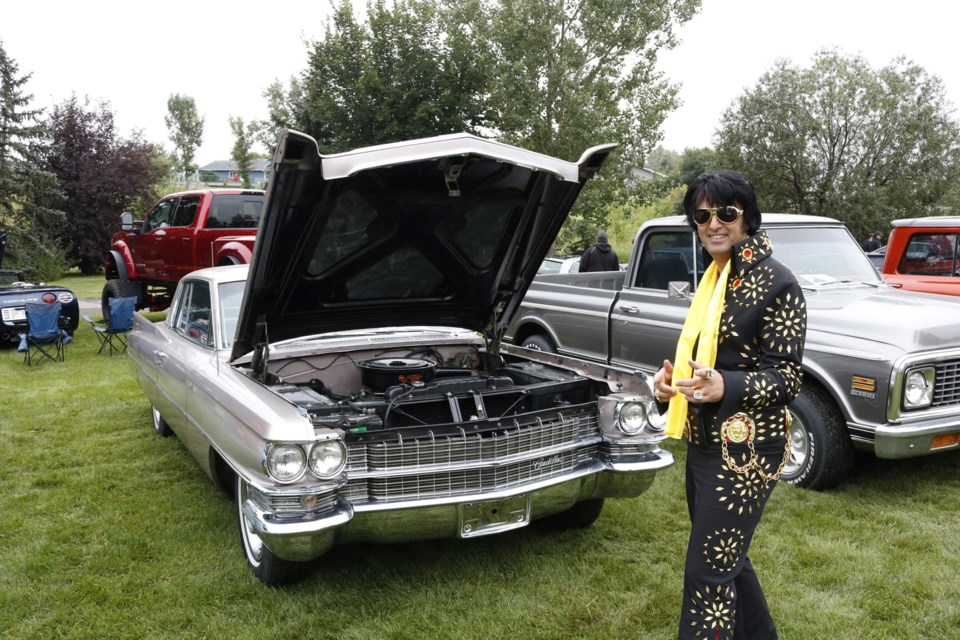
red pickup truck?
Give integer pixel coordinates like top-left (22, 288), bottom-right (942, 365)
top-left (103, 189), bottom-right (265, 315)
top-left (880, 216), bottom-right (960, 296)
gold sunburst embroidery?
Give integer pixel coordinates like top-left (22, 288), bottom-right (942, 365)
top-left (688, 584), bottom-right (735, 638)
top-left (703, 528), bottom-right (744, 573)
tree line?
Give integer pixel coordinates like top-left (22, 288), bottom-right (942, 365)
top-left (3, 0), bottom-right (959, 280)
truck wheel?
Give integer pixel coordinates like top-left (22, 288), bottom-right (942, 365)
top-left (539, 498), bottom-right (605, 530)
top-left (102, 279), bottom-right (139, 319)
top-left (520, 334), bottom-right (556, 353)
top-left (236, 476), bottom-right (310, 586)
top-left (781, 384), bottom-right (855, 490)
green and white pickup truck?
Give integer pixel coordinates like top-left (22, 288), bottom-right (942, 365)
top-left (507, 214), bottom-right (960, 489)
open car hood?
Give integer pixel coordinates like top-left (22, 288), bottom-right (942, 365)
top-left (231, 130), bottom-right (615, 362)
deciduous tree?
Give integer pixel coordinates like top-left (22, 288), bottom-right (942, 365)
top-left (48, 96), bottom-right (169, 273)
top-left (474, 0), bottom-right (698, 252)
top-left (229, 116), bottom-right (256, 187)
top-left (292, 0), bottom-right (700, 253)
top-left (299, 0), bottom-right (489, 153)
top-left (165, 93), bottom-right (204, 184)
top-left (254, 78), bottom-right (304, 155)
top-left (715, 49), bottom-right (960, 240)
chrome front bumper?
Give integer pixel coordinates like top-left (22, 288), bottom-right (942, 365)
top-left (242, 445), bottom-right (673, 561)
top-left (867, 415), bottom-right (960, 458)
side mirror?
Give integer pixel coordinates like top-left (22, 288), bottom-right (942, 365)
top-left (120, 212), bottom-right (135, 231)
top-left (667, 281), bottom-right (693, 302)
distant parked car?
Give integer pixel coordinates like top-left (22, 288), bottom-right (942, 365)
top-left (880, 216), bottom-right (960, 296)
top-left (0, 233), bottom-right (79, 344)
top-left (539, 256), bottom-right (580, 274)
top-left (0, 273), bottom-right (79, 344)
top-left (866, 245), bottom-right (886, 270)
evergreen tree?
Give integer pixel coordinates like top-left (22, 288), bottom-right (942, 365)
top-left (0, 43), bottom-right (66, 279)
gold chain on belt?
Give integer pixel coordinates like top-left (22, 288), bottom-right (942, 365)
top-left (720, 409), bottom-right (792, 483)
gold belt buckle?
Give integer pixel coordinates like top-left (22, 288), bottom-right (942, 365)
top-left (721, 412), bottom-right (754, 444)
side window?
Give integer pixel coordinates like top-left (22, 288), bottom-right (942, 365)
top-left (171, 197), bottom-right (201, 227)
top-left (633, 231), bottom-right (697, 290)
top-left (898, 233), bottom-right (958, 276)
top-left (145, 199), bottom-right (177, 231)
top-left (172, 281), bottom-right (213, 347)
top-left (205, 195), bottom-right (264, 228)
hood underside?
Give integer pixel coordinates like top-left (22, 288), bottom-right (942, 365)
top-left (231, 130), bottom-right (615, 362)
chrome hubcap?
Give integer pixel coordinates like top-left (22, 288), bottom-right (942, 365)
top-left (783, 410), bottom-right (809, 478)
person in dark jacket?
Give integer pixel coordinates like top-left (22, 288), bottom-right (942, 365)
top-left (653, 170), bottom-right (807, 639)
top-left (861, 231), bottom-right (882, 252)
top-left (579, 230), bottom-right (620, 272)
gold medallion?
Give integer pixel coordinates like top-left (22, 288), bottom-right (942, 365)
top-left (722, 412), bottom-right (754, 444)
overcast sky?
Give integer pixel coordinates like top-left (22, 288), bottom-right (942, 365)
top-left (3, 0), bottom-right (957, 164)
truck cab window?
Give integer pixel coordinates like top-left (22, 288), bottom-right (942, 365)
top-left (634, 232), bottom-right (697, 290)
top-left (145, 200), bottom-right (176, 231)
top-left (171, 197), bottom-right (201, 227)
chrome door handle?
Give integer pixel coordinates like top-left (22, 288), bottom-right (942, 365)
top-left (619, 305), bottom-right (638, 313)
top-left (153, 350), bottom-right (167, 365)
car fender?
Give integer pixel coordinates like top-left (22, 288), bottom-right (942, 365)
top-left (107, 245), bottom-right (136, 282)
top-left (508, 315), bottom-right (563, 352)
top-left (214, 238), bottom-right (254, 266)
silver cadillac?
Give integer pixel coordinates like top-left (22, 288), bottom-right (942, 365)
top-left (128, 131), bottom-right (673, 585)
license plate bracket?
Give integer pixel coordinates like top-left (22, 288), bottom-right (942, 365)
top-left (458, 494), bottom-right (531, 538)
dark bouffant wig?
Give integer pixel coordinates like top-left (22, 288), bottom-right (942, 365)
top-left (682, 170), bottom-right (762, 236)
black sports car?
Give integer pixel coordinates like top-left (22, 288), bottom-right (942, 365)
top-left (0, 233), bottom-right (79, 343)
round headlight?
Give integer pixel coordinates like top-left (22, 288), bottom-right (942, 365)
top-left (308, 440), bottom-right (347, 478)
top-left (265, 444), bottom-right (306, 483)
top-left (904, 369), bottom-right (934, 408)
top-left (643, 399), bottom-right (665, 432)
top-left (617, 401), bottom-right (647, 435)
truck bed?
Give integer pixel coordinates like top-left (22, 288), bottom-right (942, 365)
top-left (510, 270), bottom-right (626, 364)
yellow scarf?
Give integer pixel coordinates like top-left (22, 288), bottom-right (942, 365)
top-left (664, 259), bottom-right (731, 439)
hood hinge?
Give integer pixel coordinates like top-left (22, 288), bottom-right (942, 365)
top-left (250, 319), bottom-right (271, 383)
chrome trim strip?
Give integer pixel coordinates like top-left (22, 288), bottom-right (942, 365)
top-left (351, 463), bottom-right (604, 512)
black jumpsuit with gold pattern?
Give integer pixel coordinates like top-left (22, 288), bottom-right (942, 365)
top-left (678, 231), bottom-right (806, 640)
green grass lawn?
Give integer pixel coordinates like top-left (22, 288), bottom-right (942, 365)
top-left (2, 302), bottom-right (959, 639)
top-left (51, 273), bottom-right (105, 301)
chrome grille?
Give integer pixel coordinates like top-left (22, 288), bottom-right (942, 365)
top-left (366, 414), bottom-right (594, 471)
top-left (342, 407), bottom-right (600, 503)
top-left (934, 359), bottom-right (960, 407)
top-left (345, 447), bottom-right (597, 502)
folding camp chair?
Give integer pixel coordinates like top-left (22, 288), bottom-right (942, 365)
top-left (17, 301), bottom-right (70, 365)
top-left (84, 296), bottom-right (136, 355)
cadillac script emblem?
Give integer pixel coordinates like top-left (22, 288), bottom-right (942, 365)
top-left (721, 412), bottom-right (754, 444)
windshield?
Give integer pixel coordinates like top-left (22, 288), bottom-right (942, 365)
top-left (538, 258), bottom-right (562, 274)
top-left (218, 281), bottom-right (246, 348)
top-left (766, 227), bottom-right (884, 286)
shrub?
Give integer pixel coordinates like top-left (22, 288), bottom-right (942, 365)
top-left (3, 226), bottom-right (71, 281)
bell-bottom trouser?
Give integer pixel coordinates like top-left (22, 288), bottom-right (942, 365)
top-left (677, 440), bottom-right (783, 640)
